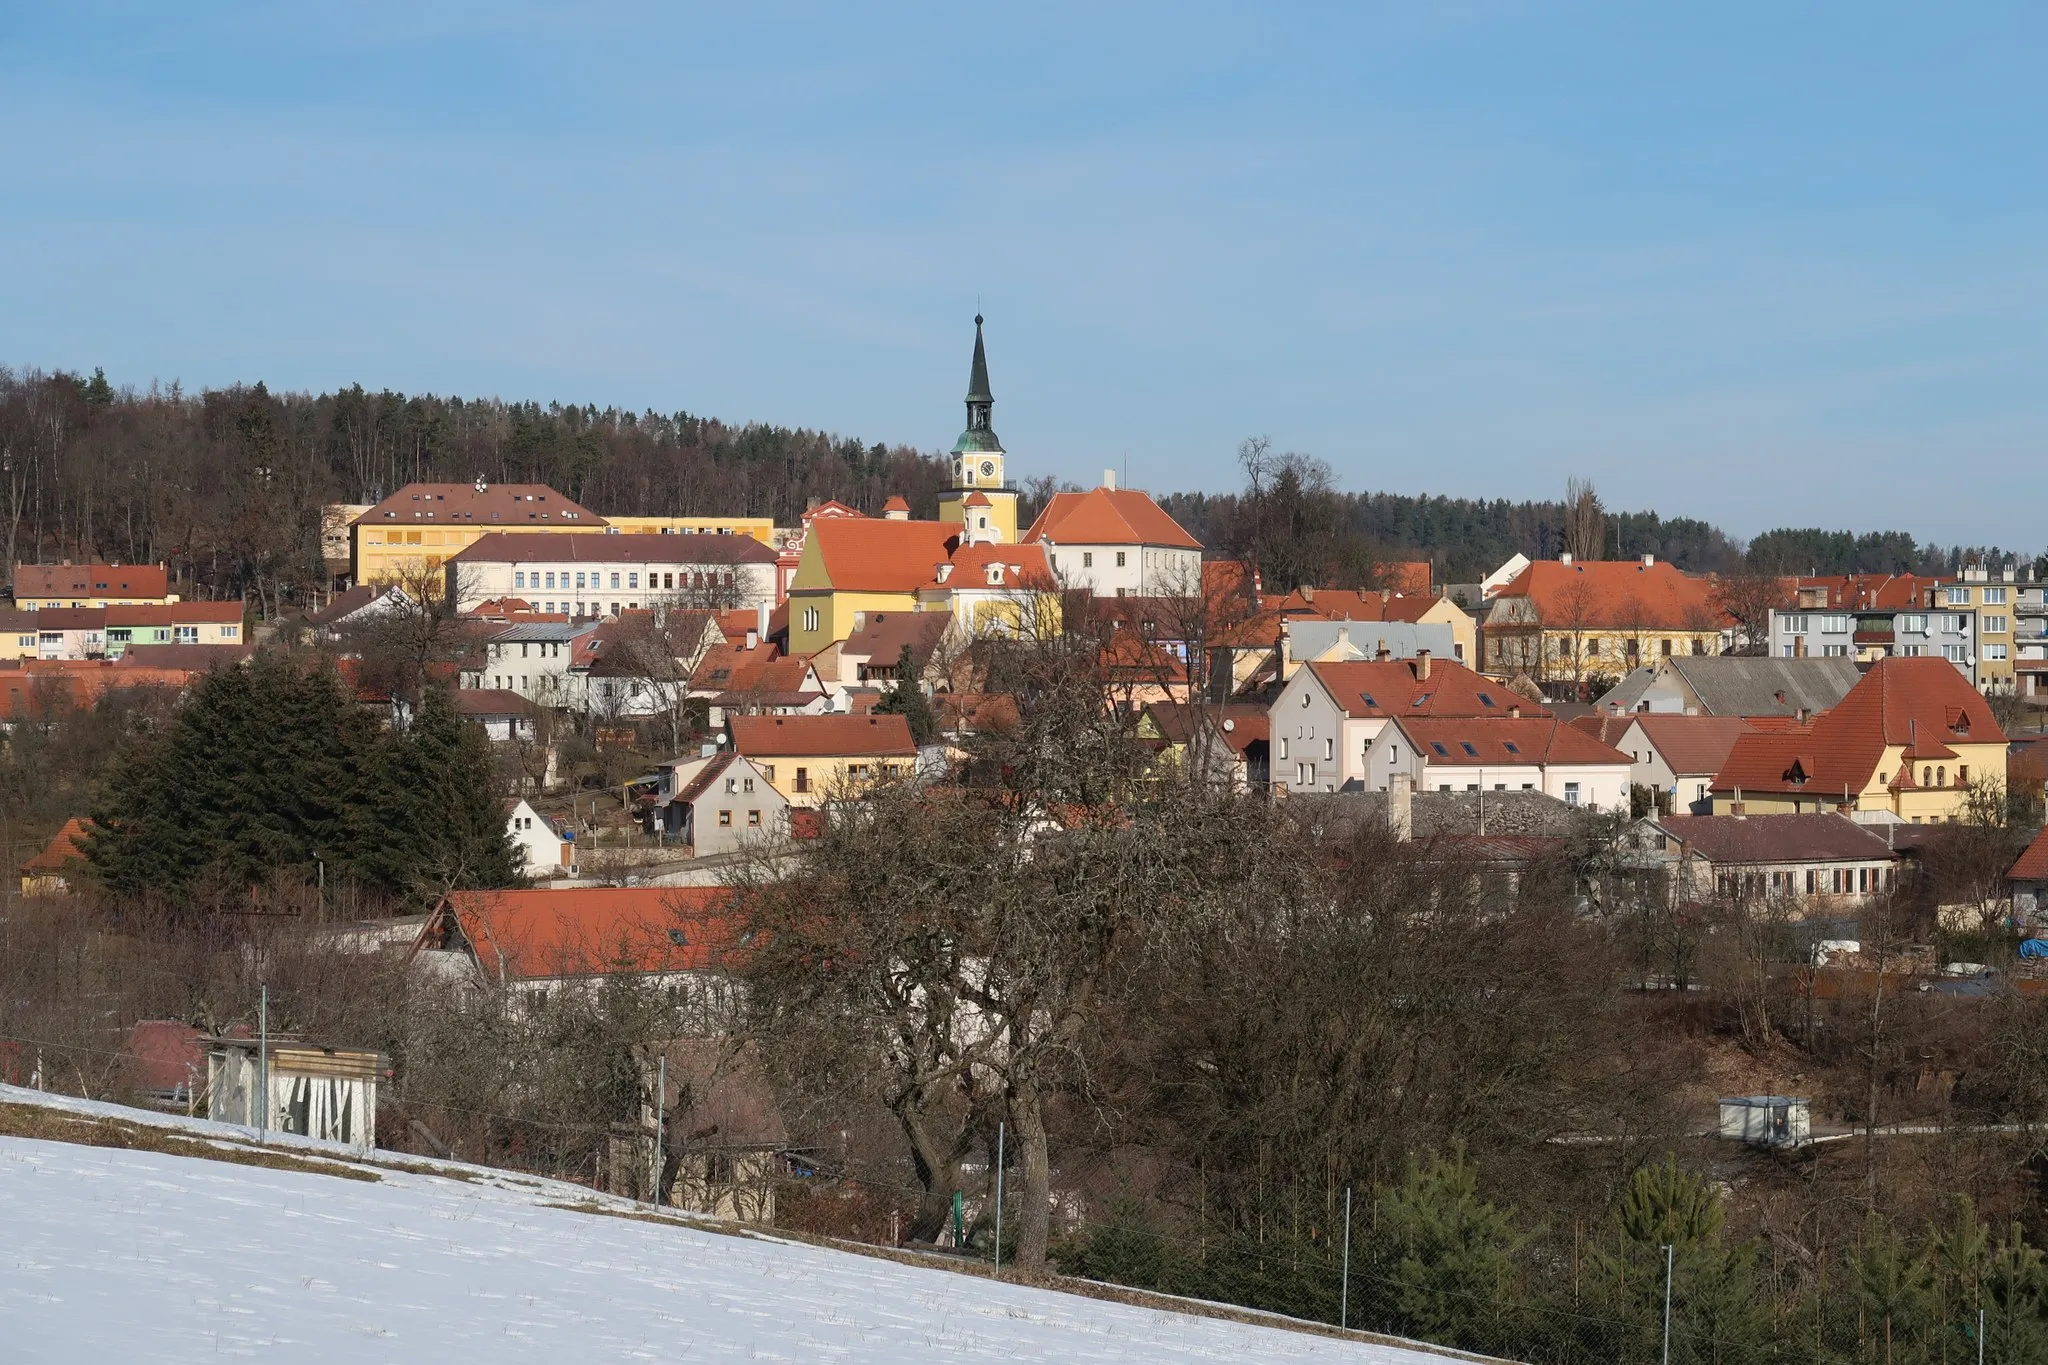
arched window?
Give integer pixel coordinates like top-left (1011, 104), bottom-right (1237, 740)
top-left (1923, 766), bottom-right (1932, 787)
top-left (1936, 766), bottom-right (1946, 787)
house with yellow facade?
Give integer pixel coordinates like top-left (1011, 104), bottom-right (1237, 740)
top-left (351, 480), bottom-right (606, 585)
top-left (1709, 656), bottom-right (2008, 822)
top-left (935, 316), bottom-right (1020, 545)
top-left (727, 713), bottom-right (919, 808)
top-left (603, 515), bottom-right (776, 545)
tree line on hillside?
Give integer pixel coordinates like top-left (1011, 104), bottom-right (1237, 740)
top-left (2, 367), bottom-right (2032, 618)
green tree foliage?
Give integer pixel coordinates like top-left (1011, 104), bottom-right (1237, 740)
top-left (873, 645), bottom-right (938, 746)
top-left (1364, 1149), bottom-right (1527, 1351)
top-left (84, 659), bottom-right (517, 905)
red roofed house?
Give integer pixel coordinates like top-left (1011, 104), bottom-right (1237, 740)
top-left (1481, 554), bottom-right (1728, 684)
top-left (408, 886), bottom-right (748, 1017)
top-left (1709, 657), bottom-right (2009, 821)
top-left (20, 817), bottom-right (91, 895)
top-left (1378, 715), bottom-right (1633, 811)
top-left (1022, 472), bottom-right (1203, 599)
top-left (728, 712), bottom-right (918, 807)
top-left (2011, 826), bottom-right (2048, 925)
top-left (1269, 654), bottom-right (1551, 794)
top-left (1636, 813), bottom-right (1903, 907)
top-left (13, 561), bottom-right (175, 609)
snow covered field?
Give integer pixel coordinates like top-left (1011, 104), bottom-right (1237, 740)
top-left (0, 1088), bottom-right (1466, 1364)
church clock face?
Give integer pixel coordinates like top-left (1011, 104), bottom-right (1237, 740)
top-left (980, 460), bottom-right (995, 480)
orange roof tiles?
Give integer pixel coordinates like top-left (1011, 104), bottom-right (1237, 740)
top-left (1374, 562), bottom-right (1432, 595)
top-left (424, 887), bottom-right (745, 982)
top-left (355, 482), bottom-right (604, 528)
top-left (21, 818), bottom-right (90, 875)
top-left (1305, 658), bottom-right (1551, 720)
top-left (2012, 827), bottom-right (2048, 882)
top-left (1396, 716), bottom-right (1629, 766)
top-left (1630, 715), bottom-right (1759, 777)
top-left (1494, 559), bottom-right (1728, 631)
top-left (1022, 487), bottom-right (1201, 550)
top-left (1712, 657), bottom-right (2006, 797)
top-left (805, 518), bottom-right (960, 593)
top-left (1793, 574), bottom-right (1938, 611)
top-left (13, 563), bottom-right (169, 599)
top-left (729, 712), bottom-right (917, 758)
top-left (932, 543), bottom-right (1054, 591)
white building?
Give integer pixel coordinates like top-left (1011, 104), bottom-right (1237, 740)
top-left (505, 798), bottom-right (569, 876)
top-left (446, 533), bottom-right (778, 615)
top-left (1269, 654), bottom-right (1546, 794)
top-left (1372, 715), bottom-right (1632, 811)
top-left (476, 621), bottom-right (602, 709)
top-left (1021, 476), bottom-right (1203, 598)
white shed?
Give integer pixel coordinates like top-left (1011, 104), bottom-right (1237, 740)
top-left (208, 1039), bottom-right (385, 1149)
top-left (1717, 1095), bottom-right (1810, 1148)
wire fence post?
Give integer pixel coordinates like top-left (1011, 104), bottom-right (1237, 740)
top-left (257, 983), bottom-right (268, 1143)
top-left (651, 1051), bottom-right (667, 1207)
top-left (992, 1121), bottom-right (1005, 1278)
top-left (1340, 1185), bottom-right (1353, 1331)
top-left (1661, 1243), bottom-right (1674, 1365)
top-left (1979, 1305), bottom-right (1986, 1365)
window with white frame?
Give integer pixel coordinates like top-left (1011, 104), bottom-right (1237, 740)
top-left (1947, 587), bottom-right (1970, 605)
top-left (1985, 615), bottom-right (2008, 633)
top-left (1985, 643), bottom-right (2009, 661)
top-left (1985, 587), bottom-right (2008, 604)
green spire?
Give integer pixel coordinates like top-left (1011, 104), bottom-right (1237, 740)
top-left (953, 313), bottom-right (1004, 455)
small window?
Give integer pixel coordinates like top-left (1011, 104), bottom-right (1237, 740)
top-left (1082, 552), bottom-right (1093, 568)
top-left (1460, 742), bottom-right (1478, 756)
top-left (1477, 693), bottom-right (1494, 707)
top-left (1430, 742), bottom-right (1449, 757)
top-left (748, 809), bottom-right (762, 826)
top-left (1323, 738), bottom-right (1334, 760)
top-left (1502, 741), bottom-right (1520, 755)
top-left (795, 767), bottom-right (810, 792)
top-left (1116, 551), bottom-right (1126, 567)
top-left (1564, 782), bottom-right (1581, 807)
top-left (718, 810), bottom-right (733, 827)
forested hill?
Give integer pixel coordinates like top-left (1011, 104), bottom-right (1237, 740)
top-left (0, 367), bottom-right (2026, 609)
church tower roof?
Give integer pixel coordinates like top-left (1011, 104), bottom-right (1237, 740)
top-left (952, 314), bottom-right (1004, 456)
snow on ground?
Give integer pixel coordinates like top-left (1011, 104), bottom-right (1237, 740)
top-left (0, 1087), bottom-right (1467, 1364)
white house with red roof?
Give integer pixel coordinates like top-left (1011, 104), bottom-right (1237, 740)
top-left (1022, 473), bottom-right (1203, 598)
top-left (1270, 653), bottom-right (1550, 793)
top-left (1375, 715), bottom-right (1633, 811)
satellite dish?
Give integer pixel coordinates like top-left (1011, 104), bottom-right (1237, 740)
top-left (1221, 718), bottom-right (1235, 732)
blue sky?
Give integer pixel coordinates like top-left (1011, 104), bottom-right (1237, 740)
top-left (3, 3), bottom-right (2044, 546)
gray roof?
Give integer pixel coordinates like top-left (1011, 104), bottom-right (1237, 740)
top-left (1592, 667), bottom-right (1657, 714)
top-left (1284, 620), bottom-right (1457, 662)
top-left (1664, 656), bottom-right (1862, 717)
top-left (1290, 789), bottom-right (1586, 840)
top-left (487, 621), bottom-right (599, 644)
top-left (1652, 813), bottom-right (1900, 865)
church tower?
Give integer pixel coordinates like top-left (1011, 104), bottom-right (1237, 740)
top-left (937, 315), bottom-right (1019, 544)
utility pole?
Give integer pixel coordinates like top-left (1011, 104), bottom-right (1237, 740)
top-left (992, 1122), bottom-right (1005, 1278)
top-left (1661, 1243), bottom-right (1674, 1365)
top-left (1340, 1186), bottom-right (1353, 1330)
top-left (257, 984), bottom-right (269, 1142)
top-left (651, 1051), bottom-right (667, 1206)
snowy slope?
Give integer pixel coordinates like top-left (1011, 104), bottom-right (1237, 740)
top-left (0, 1089), bottom-right (1472, 1364)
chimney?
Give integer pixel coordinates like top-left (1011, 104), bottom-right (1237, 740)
top-left (1559, 552), bottom-right (1574, 567)
top-left (744, 629), bottom-right (758, 650)
top-left (757, 600), bottom-right (771, 642)
top-left (1103, 468), bottom-right (1117, 490)
top-left (1641, 553), bottom-right (1654, 568)
top-left (1415, 649), bottom-right (1432, 680)
top-left (852, 611), bottom-right (867, 633)
top-left (1300, 585), bottom-right (1315, 603)
top-left (1388, 773), bottom-right (1413, 843)
top-left (1375, 638), bottom-right (1391, 662)
top-left (1334, 624), bottom-right (1351, 654)
top-left (1508, 705), bottom-right (1522, 719)
top-left (1796, 706), bottom-right (1811, 725)
top-left (1793, 634), bottom-right (1805, 658)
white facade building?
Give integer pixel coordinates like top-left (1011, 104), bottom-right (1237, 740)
top-left (446, 533), bottom-right (777, 615)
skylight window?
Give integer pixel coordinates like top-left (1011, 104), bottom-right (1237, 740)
top-left (1478, 693), bottom-right (1495, 707)
top-left (1502, 741), bottom-right (1520, 755)
top-left (1412, 693), bottom-right (1433, 707)
top-left (1430, 742), bottom-right (1449, 757)
top-left (1460, 742), bottom-right (1479, 756)
top-left (1359, 693), bottom-right (1377, 708)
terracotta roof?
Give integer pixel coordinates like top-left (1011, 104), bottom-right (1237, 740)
top-left (1492, 559), bottom-right (1727, 631)
top-left (453, 688), bottom-right (533, 716)
top-left (671, 752), bottom-right (740, 805)
top-left (2012, 826), bottom-right (2048, 882)
top-left (1374, 562), bottom-right (1433, 595)
top-left (931, 543), bottom-right (1054, 591)
top-left (689, 642), bottom-right (787, 693)
top-left (708, 655), bottom-right (823, 707)
top-left (1395, 716), bottom-right (1630, 767)
top-left (1712, 657), bottom-right (2007, 797)
top-left (22, 817), bottom-right (90, 874)
top-left (13, 563), bottom-right (169, 598)
top-left (1145, 702), bottom-right (1269, 753)
top-left (114, 643), bottom-right (253, 670)
top-left (107, 602), bottom-right (245, 626)
top-left (839, 612), bottom-right (952, 669)
top-left (450, 532), bottom-right (774, 566)
top-left (422, 887), bottom-right (746, 982)
top-left (881, 496), bottom-right (911, 514)
top-left (729, 713), bottom-right (916, 758)
top-left (1278, 587), bottom-right (1448, 625)
top-left (1654, 813), bottom-right (1901, 866)
top-left (1570, 714), bottom-right (1637, 747)
top-left (1630, 715), bottom-right (1758, 777)
top-left (961, 491), bottom-right (992, 508)
top-left (1022, 487), bottom-right (1202, 550)
top-left (355, 482), bottom-right (604, 528)
top-left (1793, 574), bottom-right (1938, 611)
top-left (935, 692), bottom-right (1018, 735)
top-left (1304, 658), bottom-right (1551, 720)
top-left (804, 518), bottom-right (959, 593)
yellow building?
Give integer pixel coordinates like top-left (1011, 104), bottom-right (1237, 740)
top-left (1932, 566), bottom-right (2020, 695)
top-left (1710, 657), bottom-right (2008, 822)
top-left (603, 516), bottom-right (775, 546)
top-left (352, 482), bottom-right (606, 586)
top-left (727, 713), bottom-right (919, 808)
top-left (786, 516), bottom-right (956, 654)
top-left (935, 316), bottom-right (1019, 545)
top-left (915, 540), bottom-right (1060, 639)
top-left (13, 562), bottom-right (177, 610)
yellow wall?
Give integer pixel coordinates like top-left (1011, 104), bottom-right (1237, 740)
top-left (937, 490), bottom-right (1019, 545)
top-left (748, 753), bottom-right (914, 808)
top-left (603, 516), bottom-right (775, 546)
top-left (353, 522), bottom-right (606, 587)
top-left (1713, 740), bottom-right (2009, 822)
top-left (1411, 597), bottom-right (1478, 667)
top-left (788, 588), bottom-right (919, 654)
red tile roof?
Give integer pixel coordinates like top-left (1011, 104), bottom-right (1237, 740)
top-left (1793, 574), bottom-right (1937, 611)
top-left (107, 601), bottom-right (245, 626)
top-left (1657, 813), bottom-right (1902, 866)
top-left (689, 642), bottom-right (788, 693)
top-left (1396, 716), bottom-right (1630, 766)
top-left (1304, 658), bottom-right (1551, 720)
top-left (1712, 657), bottom-right (2007, 797)
top-left (355, 482), bottom-right (604, 528)
top-left (932, 543), bottom-right (1054, 591)
top-left (2012, 826), bottom-right (2048, 882)
top-left (729, 712), bottom-right (917, 758)
top-left (805, 518), bottom-right (960, 593)
top-left (1022, 487), bottom-right (1202, 550)
top-left (13, 563), bottom-right (169, 598)
top-left (423, 887), bottom-right (745, 982)
top-left (1494, 559), bottom-right (1728, 631)
top-left (1629, 715), bottom-right (1758, 777)
top-left (1374, 562), bottom-right (1433, 595)
top-left (1277, 587), bottom-right (1446, 625)
top-left (22, 818), bottom-right (90, 875)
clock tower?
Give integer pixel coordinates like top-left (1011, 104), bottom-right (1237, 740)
top-left (937, 315), bottom-right (1019, 544)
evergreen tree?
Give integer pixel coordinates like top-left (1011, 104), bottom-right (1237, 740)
top-left (875, 645), bottom-right (938, 746)
top-left (1363, 1148), bottom-right (1526, 1352)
